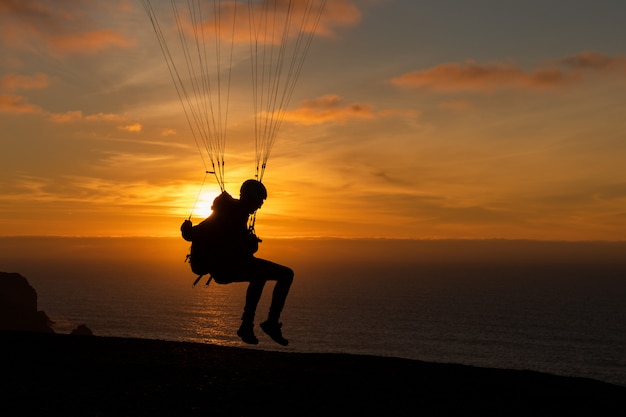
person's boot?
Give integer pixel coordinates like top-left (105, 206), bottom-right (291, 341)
top-left (237, 321), bottom-right (258, 344)
top-left (260, 320), bottom-right (288, 346)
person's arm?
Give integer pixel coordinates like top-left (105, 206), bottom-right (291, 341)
top-left (180, 219), bottom-right (195, 241)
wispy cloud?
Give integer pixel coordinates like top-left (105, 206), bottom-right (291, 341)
top-left (316, 0), bottom-right (362, 36)
top-left (0, 72), bottom-right (49, 114)
top-left (391, 51), bottom-right (626, 93)
top-left (166, 0), bottom-right (360, 44)
top-left (118, 123), bottom-right (142, 133)
top-left (3, 174), bottom-right (187, 213)
top-left (0, 94), bottom-right (43, 114)
top-left (47, 29), bottom-right (132, 54)
top-left (0, 72), bottom-right (49, 91)
top-left (0, 92), bottom-right (143, 134)
top-left (0, 72), bottom-right (139, 125)
top-left (282, 94), bottom-right (374, 124)
top-left (0, 0), bottom-right (134, 54)
top-left (282, 94), bottom-right (418, 124)
top-left (47, 110), bottom-right (131, 125)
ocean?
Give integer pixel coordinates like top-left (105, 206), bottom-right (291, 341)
top-left (1, 237), bottom-right (625, 387)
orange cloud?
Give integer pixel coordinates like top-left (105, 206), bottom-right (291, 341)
top-left (391, 62), bottom-right (572, 92)
top-left (49, 111), bottom-right (129, 123)
top-left (161, 128), bottom-right (177, 137)
top-left (169, 0), bottom-right (359, 44)
top-left (0, 94), bottom-right (43, 114)
top-left (391, 51), bottom-right (626, 93)
top-left (282, 94), bottom-right (374, 124)
top-left (119, 123), bottom-right (142, 132)
top-left (84, 113), bottom-right (127, 122)
top-left (1, 72), bottom-right (49, 91)
top-left (0, 93), bottom-right (134, 123)
top-left (315, 0), bottom-right (362, 36)
top-left (282, 94), bottom-right (419, 124)
top-left (48, 29), bottom-right (133, 54)
top-left (0, 0), bottom-right (134, 54)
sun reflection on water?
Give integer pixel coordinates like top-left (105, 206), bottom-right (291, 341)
top-left (178, 283), bottom-right (249, 346)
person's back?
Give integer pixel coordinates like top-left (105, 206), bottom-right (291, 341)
top-left (182, 191), bottom-right (259, 279)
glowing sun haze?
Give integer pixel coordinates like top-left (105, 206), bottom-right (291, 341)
top-left (1, 1), bottom-right (626, 240)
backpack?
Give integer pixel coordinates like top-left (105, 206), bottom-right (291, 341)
top-left (180, 191), bottom-right (258, 286)
top-left (181, 216), bottom-right (221, 286)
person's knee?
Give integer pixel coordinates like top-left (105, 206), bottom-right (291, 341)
top-left (282, 266), bottom-right (294, 284)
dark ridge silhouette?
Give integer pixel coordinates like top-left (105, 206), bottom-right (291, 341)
top-left (0, 272), bottom-right (54, 333)
top-left (2, 331), bottom-right (625, 416)
top-left (1, 272), bottom-right (624, 415)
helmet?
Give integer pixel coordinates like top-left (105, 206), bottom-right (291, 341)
top-left (240, 179), bottom-right (267, 200)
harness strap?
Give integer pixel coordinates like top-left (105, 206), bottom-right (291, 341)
top-left (204, 275), bottom-right (213, 287)
top-left (192, 274), bottom-right (213, 288)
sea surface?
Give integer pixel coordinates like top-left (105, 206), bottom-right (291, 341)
top-left (1, 237), bottom-right (625, 387)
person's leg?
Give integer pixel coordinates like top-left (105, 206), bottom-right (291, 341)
top-left (225, 257), bottom-right (294, 345)
top-left (241, 279), bottom-right (266, 323)
top-left (240, 258), bottom-right (293, 322)
top-left (215, 264), bottom-right (265, 344)
top-left (249, 259), bottom-right (293, 346)
top-left (266, 264), bottom-right (294, 323)
top-left (236, 279), bottom-right (265, 344)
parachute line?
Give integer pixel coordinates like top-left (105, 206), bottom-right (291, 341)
top-left (248, 0), bottom-right (326, 182)
top-left (142, 0), bottom-right (326, 189)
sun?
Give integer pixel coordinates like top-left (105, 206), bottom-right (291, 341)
top-left (190, 189), bottom-right (222, 220)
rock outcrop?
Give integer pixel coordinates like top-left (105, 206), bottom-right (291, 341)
top-left (70, 324), bottom-right (93, 336)
top-left (0, 272), bottom-right (55, 333)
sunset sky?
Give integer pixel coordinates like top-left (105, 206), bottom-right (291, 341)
top-left (2, 0), bottom-right (626, 240)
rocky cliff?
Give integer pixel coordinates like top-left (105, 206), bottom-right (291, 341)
top-left (0, 272), bottom-right (55, 333)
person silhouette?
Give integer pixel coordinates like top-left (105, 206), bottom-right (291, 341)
top-left (181, 179), bottom-right (293, 346)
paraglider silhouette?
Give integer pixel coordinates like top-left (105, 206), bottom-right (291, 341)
top-left (141, 0), bottom-right (327, 344)
top-left (181, 179), bottom-right (293, 345)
